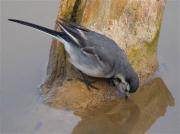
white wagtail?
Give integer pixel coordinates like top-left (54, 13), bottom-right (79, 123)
top-left (8, 19), bottom-right (139, 97)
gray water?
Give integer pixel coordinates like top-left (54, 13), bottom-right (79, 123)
top-left (1, 0), bottom-right (180, 134)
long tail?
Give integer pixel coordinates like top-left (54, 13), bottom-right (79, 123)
top-left (8, 19), bottom-right (67, 42)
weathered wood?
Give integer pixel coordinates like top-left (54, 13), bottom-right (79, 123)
top-left (41, 0), bottom-right (165, 109)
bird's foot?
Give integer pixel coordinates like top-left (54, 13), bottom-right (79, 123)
top-left (78, 71), bottom-right (99, 90)
top-left (79, 78), bottom-right (99, 90)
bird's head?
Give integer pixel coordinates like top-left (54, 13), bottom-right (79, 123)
top-left (113, 71), bottom-right (139, 97)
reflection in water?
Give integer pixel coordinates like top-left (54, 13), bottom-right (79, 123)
top-left (73, 100), bottom-right (140, 134)
top-left (72, 78), bottom-right (174, 134)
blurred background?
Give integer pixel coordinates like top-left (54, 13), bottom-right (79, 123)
top-left (1, 0), bottom-right (180, 134)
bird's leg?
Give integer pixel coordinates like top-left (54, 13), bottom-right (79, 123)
top-left (78, 71), bottom-right (99, 90)
top-left (107, 78), bottom-right (116, 87)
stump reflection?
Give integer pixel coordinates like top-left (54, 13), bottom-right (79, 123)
top-left (71, 78), bottom-right (174, 134)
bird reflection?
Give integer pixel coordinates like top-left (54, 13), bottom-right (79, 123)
top-left (72, 78), bottom-right (174, 134)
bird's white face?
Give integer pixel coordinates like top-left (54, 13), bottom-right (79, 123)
top-left (113, 74), bottom-right (130, 97)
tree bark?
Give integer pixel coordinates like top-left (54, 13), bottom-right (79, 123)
top-left (41, 0), bottom-right (166, 110)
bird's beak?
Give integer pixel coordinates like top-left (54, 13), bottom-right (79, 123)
top-left (125, 91), bottom-right (129, 100)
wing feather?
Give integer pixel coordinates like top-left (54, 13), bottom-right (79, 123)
top-left (81, 47), bottom-right (105, 67)
top-left (56, 20), bottom-right (92, 47)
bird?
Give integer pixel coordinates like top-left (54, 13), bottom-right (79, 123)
top-left (8, 18), bottom-right (139, 97)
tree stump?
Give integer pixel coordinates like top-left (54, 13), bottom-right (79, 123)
top-left (41, 0), bottom-right (166, 110)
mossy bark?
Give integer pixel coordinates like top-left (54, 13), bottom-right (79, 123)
top-left (41, 0), bottom-right (166, 110)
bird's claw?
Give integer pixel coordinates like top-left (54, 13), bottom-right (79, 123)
top-left (79, 78), bottom-right (99, 90)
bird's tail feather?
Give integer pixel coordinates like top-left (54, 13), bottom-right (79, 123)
top-left (8, 19), bottom-right (67, 43)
